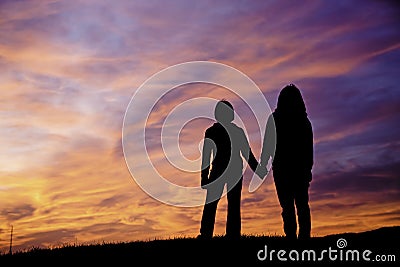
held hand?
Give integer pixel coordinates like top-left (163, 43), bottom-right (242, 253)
top-left (255, 165), bottom-right (268, 180)
top-left (201, 177), bottom-right (209, 189)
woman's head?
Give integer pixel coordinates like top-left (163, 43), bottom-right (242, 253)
top-left (214, 100), bottom-right (234, 124)
top-left (276, 84), bottom-right (306, 115)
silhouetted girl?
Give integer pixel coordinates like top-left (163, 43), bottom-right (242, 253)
top-left (260, 84), bottom-right (314, 240)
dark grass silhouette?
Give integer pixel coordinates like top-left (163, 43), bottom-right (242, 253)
top-left (1, 226), bottom-right (399, 265)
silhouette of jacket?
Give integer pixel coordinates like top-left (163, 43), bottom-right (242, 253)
top-left (261, 109), bottom-right (313, 181)
top-left (261, 84), bottom-right (313, 180)
top-left (201, 122), bottom-right (259, 186)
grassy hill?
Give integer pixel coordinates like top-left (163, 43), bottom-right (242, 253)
top-left (1, 226), bottom-right (399, 265)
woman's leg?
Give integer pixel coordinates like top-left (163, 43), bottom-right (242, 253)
top-left (274, 177), bottom-right (297, 240)
top-left (295, 181), bottom-right (311, 239)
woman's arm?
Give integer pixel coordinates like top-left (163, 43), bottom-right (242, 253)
top-left (260, 114), bottom-right (276, 167)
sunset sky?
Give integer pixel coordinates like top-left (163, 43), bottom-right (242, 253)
top-left (1, 0), bottom-right (399, 253)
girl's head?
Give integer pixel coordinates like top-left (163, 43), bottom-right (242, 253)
top-left (276, 84), bottom-right (306, 115)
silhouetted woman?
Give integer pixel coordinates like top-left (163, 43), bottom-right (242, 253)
top-left (260, 84), bottom-right (314, 240)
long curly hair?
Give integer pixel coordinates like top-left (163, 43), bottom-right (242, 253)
top-left (276, 83), bottom-right (307, 116)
